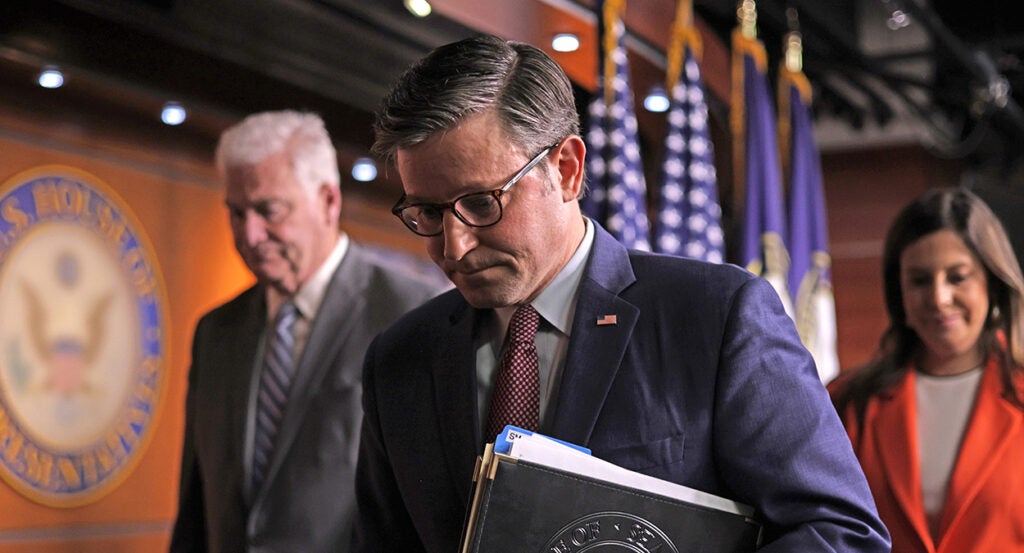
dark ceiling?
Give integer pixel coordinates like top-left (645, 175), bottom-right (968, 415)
top-left (0, 0), bottom-right (476, 156)
top-left (3, 0), bottom-right (1024, 184)
top-left (694, 0), bottom-right (1024, 178)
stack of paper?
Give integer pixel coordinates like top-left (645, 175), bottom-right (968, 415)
top-left (494, 426), bottom-right (753, 516)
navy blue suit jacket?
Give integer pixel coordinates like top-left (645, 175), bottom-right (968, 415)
top-left (354, 223), bottom-right (889, 552)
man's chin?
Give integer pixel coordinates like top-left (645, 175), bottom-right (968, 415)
top-left (451, 268), bottom-right (495, 291)
top-left (453, 280), bottom-right (516, 309)
top-left (252, 269), bottom-right (296, 293)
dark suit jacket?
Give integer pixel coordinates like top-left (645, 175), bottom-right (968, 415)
top-left (353, 223), bottom-right (890, 553)
top-left (170, 242), bottom-right (445, 553)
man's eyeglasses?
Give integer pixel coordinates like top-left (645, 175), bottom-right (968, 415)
top-left (391, 144), bottom-right (556, 237)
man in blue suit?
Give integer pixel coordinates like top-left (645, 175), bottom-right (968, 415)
top-left (353, 35), bottom-right (890, 552)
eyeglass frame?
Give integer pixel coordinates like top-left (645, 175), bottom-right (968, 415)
top-left (390, 142), bottom-right (559, 237)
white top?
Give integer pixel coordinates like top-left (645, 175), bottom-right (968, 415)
top-left (915, 366), bottom-right (983, 538)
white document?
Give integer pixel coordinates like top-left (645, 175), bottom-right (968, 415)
top-left (504, 433), bottom-right (754, 517)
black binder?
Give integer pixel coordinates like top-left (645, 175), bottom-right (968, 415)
top-left (461, 444), bottom-right (763, 553)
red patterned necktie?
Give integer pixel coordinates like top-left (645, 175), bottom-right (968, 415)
top-left (486, 304), bottom-right (541, 441)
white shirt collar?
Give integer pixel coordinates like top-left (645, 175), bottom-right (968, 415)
top-left (267, 233), bottom-right (349, 321)
top-left (494, 217), bottom-right (594, 335)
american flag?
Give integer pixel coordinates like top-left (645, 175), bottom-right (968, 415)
top-left (654, 6), bottom-right (723, 263)
top-left (581, 0), bottom-right (651, 251)
top-left (780, 31), bottom-right (839, 383)
top-left (732, 12), bottom-right (794, 317)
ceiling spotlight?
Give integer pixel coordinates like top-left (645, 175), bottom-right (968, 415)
top-left (161, 102), bottom-right (187, 126)
top-left (551, 33), bottom-right (580, 53)
top-left (643, 85), bottom-right (670, 113)
top-left (351, 157), bottom-right (378, 182)
top-left (38, 66), bottom-right (64, 89)
top-left (404, 0), bottom-right (432, 17)
top-left (886, 9), bottom-right (911, 30)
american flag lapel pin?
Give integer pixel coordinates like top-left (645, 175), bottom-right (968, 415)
top-left (596, 314), bottom-right (617, 326)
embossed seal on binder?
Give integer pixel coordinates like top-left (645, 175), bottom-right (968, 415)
top-left (544, 511), bottom-right (678, 553)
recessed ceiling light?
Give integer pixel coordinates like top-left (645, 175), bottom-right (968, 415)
top-left (643, 86), bottom-right (670, 113)
top-left (161, 102), bottom-right (187, 126)
top-left (887, 9), bottom-right (911, 30)
top-left (551, 33), bottom-right (580, 53)
top-left (38, 66), bottom-right (64, 89)
top-left (404, 0), bottom-right (432, 17)
top-left (351, 157), bottom-right (378, 182)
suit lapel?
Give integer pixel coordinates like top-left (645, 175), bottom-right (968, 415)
top-left (434, 301), bottom-right (483, 504)
top-left (874, 370), bottom-right (932, 545)
top-left (288, 247), bottom-right (365, 406)
top-left (230, 288), bottom-right (267, 501)
top-left (549, 223), bottom-right (638, 446)
top-left (939, 358), bottom-right (1023, 538)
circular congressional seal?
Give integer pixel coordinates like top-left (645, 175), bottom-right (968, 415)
top-left (543, 511), bottom-right (679, 552)
top-left (0, 165), bottom-right (168, 507)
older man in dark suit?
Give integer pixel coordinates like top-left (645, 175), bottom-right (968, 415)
top-left (353, 35), bottom-right (890, 553)
top-left (169, 110), bottom-right (445, 553)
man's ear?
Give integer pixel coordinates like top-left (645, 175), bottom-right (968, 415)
top-left (553, 136), bottom-right (586, 202)
top-left (321, 183), bottom-right (343, 224)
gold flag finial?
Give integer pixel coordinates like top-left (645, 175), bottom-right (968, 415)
top-left (738, 0), bottom-right (757, 40)
top-left (784, 7), bottom-right (803, 73)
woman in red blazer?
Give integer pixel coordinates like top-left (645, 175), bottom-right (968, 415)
top-left (830, 187), bottom-right (1024, 553)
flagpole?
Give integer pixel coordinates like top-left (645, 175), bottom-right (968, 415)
top-left (602, 0), bottom-right (624, 108)
top-left (731, 0), bottom-right (794, 315)
top-left (778, 8), bottom-right (812, 189)
top-left (778, 9), bottom-right (840, 381)
top-left (730, 0), bottom-right (764, 227)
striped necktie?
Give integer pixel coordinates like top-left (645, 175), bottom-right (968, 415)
top-left (485, 304), bottom-right (541, 441)
top-left (252, 302), bottom-right (298, 492)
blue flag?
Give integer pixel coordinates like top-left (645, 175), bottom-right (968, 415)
top-left (781, 55), bottom-right (839, 382)
top-left (581, 0), bottom-right (651, 251)
top-left (655, 20), bottom-right (723, 263)
top-left (732, 28), bottom-right (793, 315)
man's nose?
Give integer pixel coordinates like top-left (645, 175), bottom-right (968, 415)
top-left (240, 211), bottom-right (268, 246)
top-left (441, 210), bottom-right (477, 261)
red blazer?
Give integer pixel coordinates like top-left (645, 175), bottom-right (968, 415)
top-left (830, 357), bottom-right (1024, 553)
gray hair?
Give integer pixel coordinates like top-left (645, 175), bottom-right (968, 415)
top-left (215, 110), bottom-right (340, 193)
top-left (372, 34), bottom-right (580, 161)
